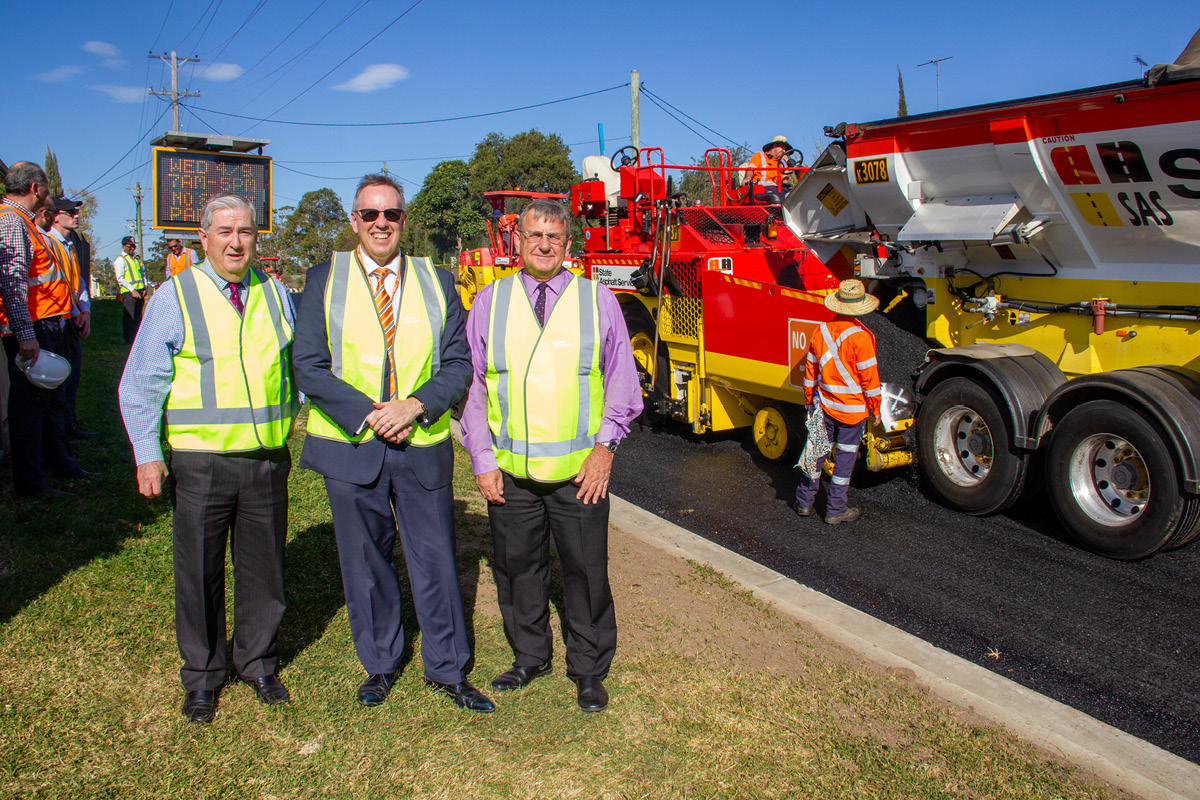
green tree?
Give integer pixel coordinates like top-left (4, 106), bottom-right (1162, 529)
top-left (68, 188), bottom-right (99, 249)
top-left (408, 159), bottom-right (483, 259)
top-left (143, 237), bottom-right (170, 284)
top-left (278, 188), bottom-right (353, 272)
top-left (44, 147), bottom-right (63, 196)
top-left (92, 256), bottom-right (116, 298)
top-left (468, 130), bottom-right (579, 206)
top-left (676, 144), bottom-right (752, 205)
top-left (897, 66), bottom-right (909, 117)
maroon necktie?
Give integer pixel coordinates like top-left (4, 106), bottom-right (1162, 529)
top-left (534, 283), bottom-right (547, 328)
top-left (227, 282), bottom-right (244, 315)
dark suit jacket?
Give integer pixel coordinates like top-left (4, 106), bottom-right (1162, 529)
top-left (294, 256), bottom-right (471, 489)
top-left (67, 230), bottom-right (91, 295)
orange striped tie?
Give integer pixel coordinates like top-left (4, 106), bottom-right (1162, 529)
top-left (371, 267), bottom-right (396, 400)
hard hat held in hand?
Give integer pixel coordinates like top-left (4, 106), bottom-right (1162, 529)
top-left (16, 350), bottom-right (71, 390)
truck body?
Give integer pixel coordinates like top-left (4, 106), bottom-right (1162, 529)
top-left (785, 61), bottom-right (1200, 558)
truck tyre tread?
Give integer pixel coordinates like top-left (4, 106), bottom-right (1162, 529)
top-left (1046, 399), bottom-right (1194, 560)
top-left (916, 376), bottom-right (1030, 516)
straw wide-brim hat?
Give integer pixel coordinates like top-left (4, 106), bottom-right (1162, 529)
top-left (762, 135), bottom-right (790, 152)
top-left (824, 279), bottom-right (879, 316)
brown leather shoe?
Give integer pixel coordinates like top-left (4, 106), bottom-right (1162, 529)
top-left (825, 507), bottom-right (862, 525)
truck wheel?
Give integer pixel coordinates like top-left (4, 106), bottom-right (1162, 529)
top-left (623, 305), bottom-right (670, 426)
top-left (1045, 400), bottom-right (1199, 559)
top-left (753, 402), bottom-right (803, 463)
top-left (917, 377), bottom-right (1030, 515)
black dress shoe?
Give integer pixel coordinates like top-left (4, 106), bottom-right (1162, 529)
top-left (60, 468), bottom-right (98, 480)
top-left (425, 679), bottom-right (495, 713)
top-left (490, 662), bottom-right (552, 692)
top-left (575, 676), bottom-right (608, 712)
top-left (243, 674), bottom-right (289, 705)
top-left (66, 426), bottom-right (99, 440)
top-left (357, 672), bottom-right (396, 707)
top-left (182, 690), bottom-right (218, 724)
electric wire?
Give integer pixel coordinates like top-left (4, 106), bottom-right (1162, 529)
top-left (149, 0), bottom-right (176, 51)
top-left (640, 91), bottom-right (719, 148)
top-left (216, 0), bottom-right (332, 90)
top-left (187, 0), bottom-right (225, 56)
top-left (640, 86), bottom-right (742, 150)
top-left (240, 0), bottom-right (426, 134)
top-left (192, 82), bottom-right (629, 128)
top-left (81, 106), bottom-right (171, 193)
top-left (201, 0), bottom-right (270, 59)
top-left (174, 0), bottom-right (218, 54)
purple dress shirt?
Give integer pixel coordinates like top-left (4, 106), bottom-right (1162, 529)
top-left (460, 269), bottom-right (643, 476)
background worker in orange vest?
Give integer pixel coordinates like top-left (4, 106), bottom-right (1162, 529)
top-left (795, 279), bottom-right (883, 524)
top-left (738, 135), bottom-right (800, 191)
top-left (166, 237), bottom-right (199, 277)
top-left (0, 161), bottom-right (88, 497)
top-left (48, 196), bottom-right (97, 440)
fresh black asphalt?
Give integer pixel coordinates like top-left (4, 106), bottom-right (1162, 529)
top-left (610, 420), bottom-right (1200, 764)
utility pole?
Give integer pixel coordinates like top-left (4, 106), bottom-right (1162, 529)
top-left (630, 69), bottom-right (640, 151)
top-left (1135, 55), bottom-right (1149, 79)
top-left (382, 161), bottom-right (389, 177)
top-left (127, 182), bottom-right (145, 262)
top-left (148, 51), bottom-right (201, 132)
top-left (917, 56), bottom-right (953, 110)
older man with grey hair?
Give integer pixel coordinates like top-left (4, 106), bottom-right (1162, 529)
top-left (118, 193), bottom-right (298, 724)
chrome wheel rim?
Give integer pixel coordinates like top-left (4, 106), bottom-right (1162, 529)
top-left (1067, 433), bottom-right (1148, 526)
top-left (932, 404), bottom-right (994, 487)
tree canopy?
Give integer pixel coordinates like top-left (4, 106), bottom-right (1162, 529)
top-left (407, 159), bottom-right (482, 260)
top-left (468, 130), bottom-right (579, 198)
top-left (276, 188), bottom-right (354, 271)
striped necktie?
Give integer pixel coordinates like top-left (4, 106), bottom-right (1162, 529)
top-left (371, 267), bottom-right (396, 400)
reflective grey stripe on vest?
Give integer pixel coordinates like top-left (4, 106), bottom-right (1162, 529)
top-left (327, 252), bottom-right (353, 379)
top-left (407, 257), bottom-right (444, 378)
top-left (29, 263), bottom-right (67, 286)
top-left (489, 276), bottom-right (514, 451)
top-left (489, 273), bottom-right (598, 458)
top-left (173, 268), bottom-right (282, 426)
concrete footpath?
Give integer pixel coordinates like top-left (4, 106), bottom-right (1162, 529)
top-left (608, 496), bottom-right (1200, 800)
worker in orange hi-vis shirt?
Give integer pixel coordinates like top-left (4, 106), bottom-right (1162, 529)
top-left (166, 238), bottom-right (199, 276)
top-left (795, 279), bottom-right (882, 525)
top-left (738, 135), bottom-right (798, 190)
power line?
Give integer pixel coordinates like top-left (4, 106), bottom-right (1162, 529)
top-left (640, 86), bottom-right (741, 150)
top-left (188, 0), bottom-right (225, 56)
top-left (241, 0), bottom-right (427, 133)
top-left (274, 162), bottom-right (418, 187)
top-left (191, 82), bottom-right (630, 128)
top-left (201, 0), bottom-right (269, 58)
top-left (640, 91), bottom-right (719, 149)
top-left (149, 0), bottom-right (176, 51)
top-left (175, 0), bottom-right (218, 54)
top-left (81, 107), bottom-right (172, 193)
top-left (220, 0), bottom-right (333, 89)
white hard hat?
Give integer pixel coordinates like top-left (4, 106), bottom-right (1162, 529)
top-left (16, 350), bottom-right (71, 390)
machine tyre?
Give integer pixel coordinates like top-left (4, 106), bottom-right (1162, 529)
top-left (753, 402), bottom-right (803, 464)
top-left (917, 377), bottom-right (1031, 515)
top-left (1045, 400), bottom-right (1199, 559)
top-left (623, 304), bottom-right (670, 426)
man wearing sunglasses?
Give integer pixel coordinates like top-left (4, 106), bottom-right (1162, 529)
top-left (294, 174), bottom-right (493, 713)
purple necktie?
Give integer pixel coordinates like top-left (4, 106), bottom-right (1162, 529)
top-left (534, 283), bottom-right (547, 328)
top-left (227, 282), bottom-right (244, 315)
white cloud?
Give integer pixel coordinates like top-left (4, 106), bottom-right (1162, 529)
top-left (198, 62), bottom-right (244, 81)
top-left (332, 64), bottom-right (409, 93)
top-left (83, 41), bottom-right (124, 68)
top-left (94, 85), bottom-right (145, 103)
top-left (36, 65), bottom-right (84, 82)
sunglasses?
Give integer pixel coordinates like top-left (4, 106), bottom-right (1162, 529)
top-left (355, 208), bottom-right (404, 223)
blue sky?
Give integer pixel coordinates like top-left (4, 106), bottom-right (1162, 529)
top-left (3, 0), bottom-right (1196, 260)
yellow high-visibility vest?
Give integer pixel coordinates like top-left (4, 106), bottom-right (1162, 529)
top-left (305, 250), bottom-right (450, 447)
top-left (117, 253), bottom-right (146, 290)
top-left (165, 266), bottom-right (296, 452)
top-left (485, 272), bottom-right (604, 482)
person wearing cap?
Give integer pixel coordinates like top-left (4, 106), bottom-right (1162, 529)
top-left (0, 162), bottom-right (86, 498)
top-left (796, 279), bottom-right (883, 524)
top-left (118, 193), bottom-right (298, 724)
top-left (166, 238), bottom-right (199, 277)
top-left (739, 136), bottom-right (800, 191)
top-left (114, 235), bottom-right (146, 344)
top-left (48, 197), bottom-right (97, 439)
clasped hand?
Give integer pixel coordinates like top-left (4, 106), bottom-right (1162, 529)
top-left (365, 396), bottom-right (424, 443)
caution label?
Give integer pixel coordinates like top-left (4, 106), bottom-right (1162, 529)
top-left (816, 183), bottom-right (849, 217)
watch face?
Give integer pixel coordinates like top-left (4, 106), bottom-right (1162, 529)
top-left (606, 440), bottom-right (619, 452)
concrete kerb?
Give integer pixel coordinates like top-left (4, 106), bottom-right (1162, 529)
top-left (608, 496), bottom-right (1200, 800)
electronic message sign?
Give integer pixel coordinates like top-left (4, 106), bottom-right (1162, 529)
top-left (152, 147), bottom-right (272, 232)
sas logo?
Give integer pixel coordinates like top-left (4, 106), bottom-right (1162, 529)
top-left (1049, 141), bottom-right (1200, 227)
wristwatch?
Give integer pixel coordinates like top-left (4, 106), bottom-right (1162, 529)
top-left (604, 439), bottom-right (619, 453)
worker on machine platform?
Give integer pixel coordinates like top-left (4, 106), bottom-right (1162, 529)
top-left (795, 280), bottom-right (882, 525)
top-left (739, 135), bottom-right (799, 193)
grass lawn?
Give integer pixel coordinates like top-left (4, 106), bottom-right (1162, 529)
top-left (0, 299), bottom-right (1124, 799)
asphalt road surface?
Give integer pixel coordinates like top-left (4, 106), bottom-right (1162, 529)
top-left (610, 420), bottom-right (1200, 764)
